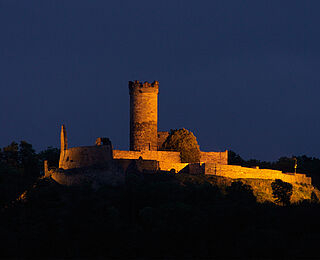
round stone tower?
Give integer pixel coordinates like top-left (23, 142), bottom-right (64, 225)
top-left (129, 80), bottom-right (159, 151)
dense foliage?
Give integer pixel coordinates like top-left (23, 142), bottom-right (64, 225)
top-left (271, 179), bottom-right (293, 205)
top-left (0, 141), bottom-right (38, 177)
top-left (38, 146), bottom-right (60, 169)
top-left (226, 181), bottom-right (256, 204)
top-left (0, 141), bottom-right (59, 206)
top-left (161, 128), bottom-right (200, 163)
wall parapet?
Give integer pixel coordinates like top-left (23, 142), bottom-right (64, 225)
top-left (158, 162), bottom-right (189, 172)
top-left (59, 145), bottom-right (113, 170)
top-left (204, 164), bottom-right (311, 185)
top-left (200, 151), bottom-right (228, 164)
top-left (113, 150), bottom-right (181, 163)
top-left (48, 162), bottom-right (125, 187)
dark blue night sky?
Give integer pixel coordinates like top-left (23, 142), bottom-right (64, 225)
top-left (1, 0), bottom-right (320, 161)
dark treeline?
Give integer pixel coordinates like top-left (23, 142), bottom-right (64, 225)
top-left (0, 141), bottom-right (59, 205)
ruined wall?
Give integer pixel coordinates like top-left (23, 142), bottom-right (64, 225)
top-left (113, 150), bottom-right (181, 163)
top-left (113, 152), bottom-right (189, 173)
top-left (188, 163), bottom-right (205, 175)
top-left (129, 80), bottom-right (159, 151)
top-left (61, 125), bottom-right (67, 151)
top-left (200, 151), bottom-right (228, 164)
top-left (157, 131), bottom-right (169, 150)
top-left (115, 159), bottom-right (159, 172)
top-left (59, 145), bottom-right (113, 170)
top-left (49, 161), bottom-right (125, 187)
top-left (205, 164), bottom-right (311, 185)
top-left (158, 162), bottom-right (189, 172)
top-left (113, 150), bottom-right (187, 173)
top-left (44, 160), bottom-right (50, 177)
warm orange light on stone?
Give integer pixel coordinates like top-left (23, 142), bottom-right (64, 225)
top-left (46, 79), bottom-right (312, 188)
top-left (129, 80), bottom-right (159, 151)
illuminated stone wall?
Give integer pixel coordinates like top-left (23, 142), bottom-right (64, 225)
top-left (158, 162), bottom-right (189, 172)
top-left (205, 164), bottom-right (312, 185)
top-left (114, 149), bottom-right (228, 165)
top-left (49, 161), bottom-right (125, 187)
top-left (59, 145), bottom-right (113, 170)
top-left (113, 150), bottom-right (181, 163)
top-left (115, 159), bottom-right (159, 172)
top-left (200, 151), bottom-right (228, 164)
top-left (157, 131), bottom-right (169, 150)
top-left (129, 80), bottom-right (159, 151)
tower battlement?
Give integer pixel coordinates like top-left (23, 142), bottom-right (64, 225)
top-left (129, 80), bottom-right (159, 94)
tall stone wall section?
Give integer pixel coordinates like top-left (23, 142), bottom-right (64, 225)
top-left (61, 125), bottom-right (67, 151)
top-left (59, 145), bottom-right (113, 170)
top-left (48, 161), bottom-right (125, 187)
top-left (115, 159), bottom-right (160, 172)
top-left (129, 81), bottom-right (159, 151)
top-left (200, 151), bottom-right (228, 164)
top-left (157, 131), bottom-right (169, 150)
top-left (113, 150), bottom-right (191, 172)
top-left (205, 164), bottom-right (311, 185)
top-left (113, 150), bottom-right (181, 163)
top-left (158, 162), bottom-right (189, 172)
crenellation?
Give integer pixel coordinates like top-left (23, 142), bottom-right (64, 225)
top-left (200, 151), bottom-right (228, 165)
top-left (129, 80), bottom-right (159, 94)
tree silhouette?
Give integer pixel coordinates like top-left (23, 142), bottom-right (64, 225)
top-left (226, 181), bottom-right (256, 204)
top-left (161, 128), bottom-right (200, 163)
top-left (2, 142), bottom-right (19, 168)
top-left (38, 147), bottom-right (60, 168)
top-left (271, 179), bottom-right (293, 206)
top-left (228, 150), bottom-right (245, 166)
top-left (19, 141), bottom-right (39, 177)
top-left (311, 191), bottom-right (319, 204)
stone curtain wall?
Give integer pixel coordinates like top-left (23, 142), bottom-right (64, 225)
top-left (158, 162), bottom-right (189, 172)
top-left (205, 164), bottom-right (311, 185)
top-left (129, 81), bottom-right (159, 151)
top-left (59, 145), bottom-right (113, 170)
top-left (114, 159), bottom-right (159, 172)
top-left (157, 131), bottom-right (169, 150)
top-left (49, 162), bottom-right (125, 187)
top-left (113, 150), bottom-right (181, 163)
top-left (200, 151), bottom-right (228, 164)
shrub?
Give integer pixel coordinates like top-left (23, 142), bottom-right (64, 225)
top-left (226, 181), bottom-right (256, 204)
top-left (271, 179), bottom-right (293, 206)
top-left (161, 128), bottom-right (200, 163)
top-left (311, 191), bottom-right (319, 203)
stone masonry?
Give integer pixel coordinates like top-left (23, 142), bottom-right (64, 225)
top-left (129, 80), bottom-right (159, 151)
top-left (48, 79), bottom-right (313, 187)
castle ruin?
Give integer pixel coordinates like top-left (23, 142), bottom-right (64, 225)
top-left (45, 80), bottom-right (311, 186)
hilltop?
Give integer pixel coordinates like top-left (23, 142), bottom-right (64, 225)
top-left (1, 172), bottom-right (320, 258)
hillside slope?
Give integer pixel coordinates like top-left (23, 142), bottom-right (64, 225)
top-left (1, 173), bottom-right (320, 258)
